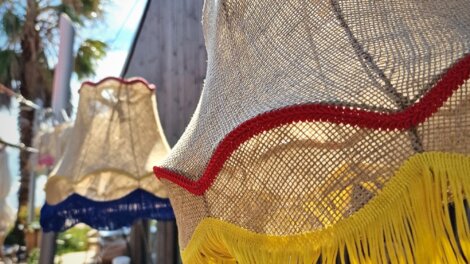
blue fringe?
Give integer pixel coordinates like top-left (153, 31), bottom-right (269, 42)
top-left (40, 189), bottom-right (175, 232)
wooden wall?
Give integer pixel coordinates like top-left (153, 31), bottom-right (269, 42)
top-left (122, 0), bottom-right (207, 146)
top-left (122, 1), bottom-right (206, 263)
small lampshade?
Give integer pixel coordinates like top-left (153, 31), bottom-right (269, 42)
top-left (153, 1), bottom-right (470, 263)
top-left (33, 122), bottom-right (72, 170)
top-left (41, 77), bottom-right (174, 232)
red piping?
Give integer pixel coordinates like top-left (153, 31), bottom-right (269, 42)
top-left (79, 77), bottom-right (156, 93)
top-left (154, 54), bottom-right (470, 196)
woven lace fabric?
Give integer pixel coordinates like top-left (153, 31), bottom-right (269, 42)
top-left (41, 77), bottom-right (174, 231)
top-left (32, 122), bottom-right (72, 170)
top-left (153, 0), bottom-right (470, 263)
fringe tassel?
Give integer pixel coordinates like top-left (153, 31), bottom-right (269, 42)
top-left (182, 152), bottom-right (470, 263)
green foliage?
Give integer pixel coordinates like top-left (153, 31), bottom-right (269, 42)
top-left (78, 0), bottom-right (103, 19)
top-left (1, 9), bottom-right (23, 41)
top-left (0, 49), bottom-right (19, 108)
top-left (4, 220), bottom-right (26, 246)
top-left (0, 49), bottom-right (21, 84)
top-left (74, 39), bottom-right (107, 80)
top-left (55, 0), bottom-right (104, 25)
top-left (27, 248), bottom-right (40, 264)
top-left (0, 0), bottom-right (107, 108)
top-left (56, 225), bottom-right (91, 255)
top-left (55, 4), bottom-right (83, 25)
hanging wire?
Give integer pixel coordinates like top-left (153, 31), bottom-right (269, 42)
top-left (16, 93), bottom-right (41, 110)
top-left (108, 0), bottom-right (142, 49)
top-left (0, 83), bottom-right (41, 110)
top-left (0, 137), bottom-right (38, 153)
top-left (0, 83), bottom-right (41, 153)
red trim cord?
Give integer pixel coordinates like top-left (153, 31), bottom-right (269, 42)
top-left (79, 76), bottom-right (156, 93)
top-left (154, 54), bottom-right (470, 195)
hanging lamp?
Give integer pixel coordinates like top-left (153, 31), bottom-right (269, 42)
top-left (33, 122), bottom-right (72, 172)
top-left (153, 1), bottom-right (470, 263)
top-left (41, 77), bottom-right (174, 232)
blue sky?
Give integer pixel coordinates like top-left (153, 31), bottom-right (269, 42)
top-left (70, 0), bottom-right (148, 108)
top-left (0, 0), bottom-right (147, 212)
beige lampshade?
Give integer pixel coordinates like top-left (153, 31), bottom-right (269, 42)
top-left (153, 1), bottom-right (470, 263)
top-left (41, 77), bottom-right (174, 231)
top-left (33, 122), bottom-right (72, 170)
top-left (0, 148), bottom-right (14, 248)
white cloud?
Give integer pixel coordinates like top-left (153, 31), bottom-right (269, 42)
top-left (0, 105), bottom-right (19, 143)
top-left (0, 103), bottom-right (20, 211)
top-left (94, 49), bottom-right (130, 78)
top-left (105, 0), bottom-right (147, 32)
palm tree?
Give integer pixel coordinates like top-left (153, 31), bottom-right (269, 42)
top-left (0, 0), bottom-right (107, 232)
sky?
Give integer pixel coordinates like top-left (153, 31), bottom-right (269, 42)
top-left (0, 0), bottom-right (148, 213)
top-left (69, 0), bottom-right (148, 108)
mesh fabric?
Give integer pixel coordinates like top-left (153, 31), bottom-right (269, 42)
top-left (41, 77), bottom-right (174, 231)
top-left (154, 0), bottom-right (470, 254)
top-left (44, 77), bottom-right (170, 204)
top-left (33, 122), bottom-right (72, 168)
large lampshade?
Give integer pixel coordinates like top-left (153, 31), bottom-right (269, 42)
top-left (153, 1), bottom-right (470, 263)
top-left (41, 77), bottom-right (174, 232)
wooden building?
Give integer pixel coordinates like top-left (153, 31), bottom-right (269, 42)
top-left (121, 0), bottom-right (207, 263)
top-left (123, 0), bottom-right (207, 146)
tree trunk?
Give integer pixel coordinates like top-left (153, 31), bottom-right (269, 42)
top-left (17, 0), bottom-right (41, 220)
top-left (17, 108), bottom-right (35, 214)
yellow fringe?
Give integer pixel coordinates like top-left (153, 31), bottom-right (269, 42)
top-left (182, 152), bottom-right (470, 263)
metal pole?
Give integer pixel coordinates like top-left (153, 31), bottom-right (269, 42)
top-left (130, 220), bottom-right (150, 263)
top-left (38, 232), bottom-right (57, 264)
top-left (156, 221), bottom-right (178, 264)
top-left (51, 14), bottom-right (74, 121)
top-left (39, 14), bottom-right (75, 264)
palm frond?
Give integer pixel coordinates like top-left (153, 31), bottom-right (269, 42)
top-left (73, 39), bottom-right (107, 80)
top-left (57, 0), bottom-right (105, 24)
top-left (0, 49), bottom-right (21, 109)
top-left (0, 49), bottom-right (21, 85)
top-left (1, 9), bottom-right (23, 42)
top-left (78, 0), bottom-right (104, 19)
top-left (56, 3), bottom-right (83, 25)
